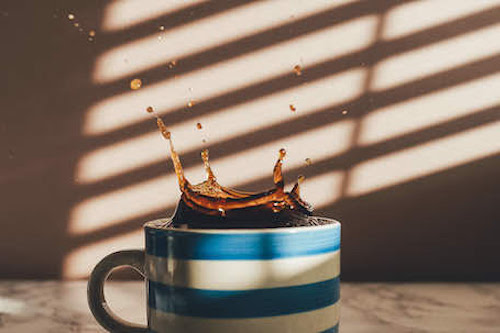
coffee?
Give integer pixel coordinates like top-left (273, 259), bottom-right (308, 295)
top-left (149, 109), bottom-right (329, 229)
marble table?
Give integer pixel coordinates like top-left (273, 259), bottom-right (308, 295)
top-left (0, 281), bottom-right (498, 332)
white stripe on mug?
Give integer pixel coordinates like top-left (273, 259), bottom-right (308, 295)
top-left (146, 250), bottom-right (340, 290)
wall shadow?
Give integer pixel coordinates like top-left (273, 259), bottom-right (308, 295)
top-left (0, 0), bottom-right (108, 278)
top-left (0, 0), bottom-right (498, 280)
top-left (327, 154), bottom-right (500, 281)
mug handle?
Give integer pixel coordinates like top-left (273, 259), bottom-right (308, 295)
top-left (87, 250), bottom-right (148, 333)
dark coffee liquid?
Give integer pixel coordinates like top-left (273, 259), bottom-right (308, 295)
top-left (150, 110), bottom-right (324, 229)
top-left (171, 199), bottom-right (315, 229)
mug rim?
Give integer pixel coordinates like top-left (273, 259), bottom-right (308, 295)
top-left (144, 217), bottom-right (340, 234)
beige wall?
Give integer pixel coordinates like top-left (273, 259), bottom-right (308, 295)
top-left (1, 0), bottom-right (499, 280)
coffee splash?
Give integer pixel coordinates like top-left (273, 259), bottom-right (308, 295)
top-left (148, 109), bottom-right (318, 229)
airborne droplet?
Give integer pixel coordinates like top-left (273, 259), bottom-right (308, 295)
top-left (68, 13), bottom-right (75, 20)
top-left (89, 30), bottom-right (96, 37)
top-left (218, 208), bottom-right (226, 217)
top-left (167, 60), bottom-right (177, 69)
top-left (196, 122), bottom-right (203, 130)
top-left (146, 106), bottom-right (154, 113)
top-left (305, 158), bottom-right (312, 166)
top-left (159, 25), bottom-right (165, 31)
top-left (342, 110), bottom-right (348, 115)
top-left (293, 65), bottom-right (302, 76)
top-left (289, 104), bottom-right (296, 112)
top-left (187, 100), bottom-right (195, 108)
top-left (130, 78), bottom-right (142, 90)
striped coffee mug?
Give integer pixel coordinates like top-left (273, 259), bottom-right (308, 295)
top-left (88, 218), bottom-right (341, 332)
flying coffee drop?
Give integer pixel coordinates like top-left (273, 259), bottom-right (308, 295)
top-left (196, 122), bottom-right (203, 130)
top-left (305, 158), bottom-right (312, 166)
top-left (130, 78), bottom-right (142, 90)
top-left (289, 104), bottom-right (296, 112)
top-left (293, 65), bottom-right (302, 76)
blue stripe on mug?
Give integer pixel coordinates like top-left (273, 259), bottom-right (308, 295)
top-left (145, 224), bottom-right (340, 260)
top-left (148, 276), bottom-right (340, 318)
top-left (320, 323), bottom-right (339, 333)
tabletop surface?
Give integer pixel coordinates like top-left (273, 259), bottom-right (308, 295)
top-left (0, 281), bottom-right (498, 332)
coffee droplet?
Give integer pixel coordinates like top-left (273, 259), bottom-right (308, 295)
top-left (159, 25), bottom-right (165, 31)
top-left (298, 175), bottom-right (306, 183)
top-left (305, 158), bottom-right (312, 166)
top-left (167, 60), bottom-right (177, 69)
top-left (293, 65), bottom-right (302, 76)
top-left (130, 78), bottom-right (142, 90)
top-left (218, 208), bottom-right (226, 217)
top-left (88, 37), bottom-right (94, 42)
top-left (342, 110), bottom-right (348, 115)
top-left (73, 22), bottom-right (79, 28)
top-left (68, 13), bottom-right (75, 20)
top-left (289, 104), bottom-right (296, 112)
top-left (279, 148), bottom-right (286, 158)
top-left (89, 30), bottom-right (96, 37)
top-left (196, 122), bottom-right (203, 130)
top-left (187, 100), bottom-right (195, 108)
top-left (146, 106), bottom-right (154, 113)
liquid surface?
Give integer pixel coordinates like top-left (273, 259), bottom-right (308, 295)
top-left (150, 111), bottom-right (321, 229)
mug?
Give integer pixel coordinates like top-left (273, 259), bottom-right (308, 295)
top-left (88, 218), bottom-right (341, 332)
